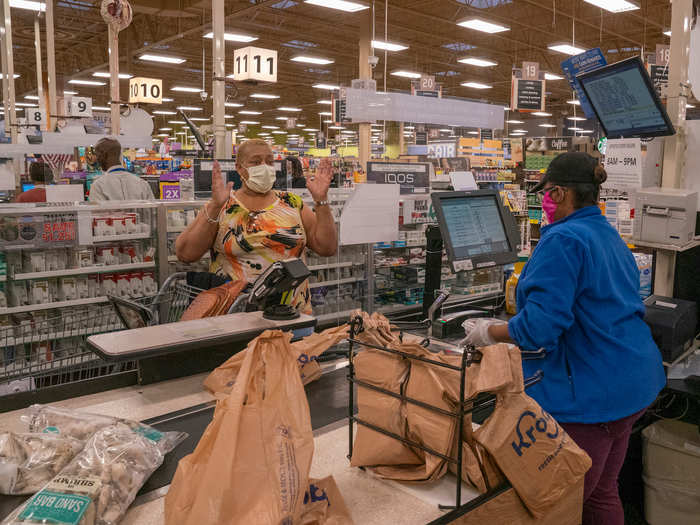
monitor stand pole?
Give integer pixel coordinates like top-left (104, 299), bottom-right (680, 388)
top-left (423, 225), bottom-right (444, 318)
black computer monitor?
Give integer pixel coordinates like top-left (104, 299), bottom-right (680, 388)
top-left (577, 56), bottom-right (675, 139)
top-left (431, 190), bottom-right (520, 273)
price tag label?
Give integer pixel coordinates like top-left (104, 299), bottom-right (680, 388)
top-left (232, 46), bottom-right (277, 83)
top-left (70, 97), bottom-right (92, 117)
top-left (159, 182), bottom-right (181, 200)
top-left (129, 77), bottom-right (162, 104)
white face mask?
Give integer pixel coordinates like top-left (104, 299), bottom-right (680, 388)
top-left (244, 163), bottom-right (276, 193)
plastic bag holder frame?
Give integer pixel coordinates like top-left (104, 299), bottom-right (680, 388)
top-left (345, 314), bottom-right (545, 524)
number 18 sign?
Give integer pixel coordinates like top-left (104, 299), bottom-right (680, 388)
top-left (231, 46), bottom-right (277, 83)
top-left (129, 77), bottom-right (162, 104)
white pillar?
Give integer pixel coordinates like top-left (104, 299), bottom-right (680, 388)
top-left (34, 14), bottom-right (45, 130)
top-left (1, 0), bottom-right (17, 145)
top-left (108, 25), bottom-right (120, 136)
top-left (358, 8), bottom-right (371, 170)
top-left (655, 0), bottom-right (693, 296)
top-left (212, 0), bottom-right (226, 158)
top-left (45, 0), bottom-right (57, 125)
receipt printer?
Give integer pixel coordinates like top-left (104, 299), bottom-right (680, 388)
top-left (633, 188), bottom-right (697, 246)
top-left (644, 295), bottom-right (698, 362)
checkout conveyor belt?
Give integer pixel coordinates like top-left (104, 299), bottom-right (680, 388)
top-left (0, 366), bottom-right (354, 521)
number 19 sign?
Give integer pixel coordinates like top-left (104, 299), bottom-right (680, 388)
top-left (231, 46), bottom-right (277, 83)
top-left (129, 77), bottom-right (162, 104)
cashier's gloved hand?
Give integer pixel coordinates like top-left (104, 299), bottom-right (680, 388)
top-left (461, 318), bottom-right (506, 348)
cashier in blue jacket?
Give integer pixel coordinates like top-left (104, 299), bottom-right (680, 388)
top-left (463, 152), bottom-right (665, 525)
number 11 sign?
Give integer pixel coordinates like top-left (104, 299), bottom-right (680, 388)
top-left (231, 46), bottom-right (277, 83)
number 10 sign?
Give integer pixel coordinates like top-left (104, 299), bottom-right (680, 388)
top-left (129, 77), bottom-right (162, 104)
top-left (232, 46), bottom-right (277, 83)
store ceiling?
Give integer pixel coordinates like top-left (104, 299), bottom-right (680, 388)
top-left (3, 0), bottom-right (674, 141)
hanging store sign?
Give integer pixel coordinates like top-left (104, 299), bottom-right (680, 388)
top-left (411, 75), bottom-right (442, 98)
top-left (286, 117), bottom-right (297, 129)
top-left (512, 78), bottom-right (544, 111)
top-left (332, 89), bottom-right (349, 124)
top-left (522, 61), bottom-right (540, 80)
top-left (29, 108), bottom-right (47, 127)
top-left (648, 45), bottom-right (670, 98)
top-left (415, 131), bottom-right (428, 145)
top-left (315, 131), bottom-right (326, 149)
top-left (232, 46), bottom-right (278, 83)
top-left (560, 47), bottom-right (607, 119)
top-left (129, 77), bottom-right (162, 104)
top-left (544, 137), bottom-right (572, 151)
top-left (480, 128), bottom-right (493, 141)
top-left (69, 97), bottom-right (92, 118)
top-left (603, 138), bottom-right (643, 189)
top-left (366, 161), bottom-right (430, 194)
top-left (428, 128), bottom-right (440, 139)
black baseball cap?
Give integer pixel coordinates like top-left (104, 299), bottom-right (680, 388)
top-left (531, 152), bottom-right (599, 193)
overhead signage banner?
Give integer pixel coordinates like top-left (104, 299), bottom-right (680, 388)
top-left (512, 78), bottom-right (544, 111)
top-left (603, 138), bottom-right (643, 189)
top-left (231, 46), bottom-right (277, 83)
top-left (345, 89), bottom-right (503, 129)
top-left (560, 47), bottom-right (607, 119)
top-left (366, 161), bottom-right (430, 194)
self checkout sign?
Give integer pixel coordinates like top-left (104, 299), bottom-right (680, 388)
top-left (69, 97), bottom-right (92, 117)
top-left (232, 46), bottom-right (278, 83)
top-left (129, 77), bottom-right (162, 104)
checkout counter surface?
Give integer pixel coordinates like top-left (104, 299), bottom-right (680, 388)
top-left (0, 360), bottom-right (473, 524)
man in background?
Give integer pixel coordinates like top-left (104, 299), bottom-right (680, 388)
top-left (14, 161), bottom-right (52, 203)
top-left (89, 137), bottom-right (154, 201)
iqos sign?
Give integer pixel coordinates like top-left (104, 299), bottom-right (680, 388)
top-left (366, 162), bottom-right (430, 194)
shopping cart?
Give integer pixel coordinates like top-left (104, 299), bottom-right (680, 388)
top-left (0, 272), bottom-right (206, 401)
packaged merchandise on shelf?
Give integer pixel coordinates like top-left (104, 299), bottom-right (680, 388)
top-left (634, 253), bottom-right (653, 299)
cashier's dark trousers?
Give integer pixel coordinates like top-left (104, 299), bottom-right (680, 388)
top-left (560, 408), bottom-right (645, 525)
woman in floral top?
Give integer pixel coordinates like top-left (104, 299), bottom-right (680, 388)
top-left (175, 139), bottom-right (337, 314)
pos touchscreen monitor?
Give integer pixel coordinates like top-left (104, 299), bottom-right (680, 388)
top-left (431, 190), bottom-right (519, 273)
top-left (577, 56), bottom-right (675, 139)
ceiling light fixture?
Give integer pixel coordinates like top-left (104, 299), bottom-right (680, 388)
top-left (262, 125), bottom-right (279, 129)
top-left (203, 31), bottom-right (258, 42)
top-left (513, 129), bottom-right (527, 133)
top-left (189, 117), bottom-right (209, 122)
top-left (579, 130), bottom-right (594, 133)
top-left (225, 102), bottom-right (243, 107)
top-left (371, 39), bottom-right (409, 52)
top-left (544, 72), bottom-right (564, 80)
top-left (531, 111), bottom-right (552, 117)
top-left (10, 0), bottom-right (45, 11)
top-left (154, 110), bottom-right (178, 115)
top-left (168, 120), bottom-right (186, 124)
top-left (506, 119), bottom-right (524, 124)
top-left (687, 104), bottom-right (696, 108)
top-left (323, 119), bottom-right (333, 123)
top-left (304, 0), bottom-right (368, 12)
top-left (63, 90), bottom-right (77, 95)
top-left (239, 110), bottom-right (262, 115)
top-left (291, 56), bottom-right (335, 65)
top-left (68, 79), bottom-right (105, 86)
top-left (567, 116), bottom-right (586, 121)
top-left (172, 86), bottom-right (202, 93)
top-left (93, 72), bottom-right (132, 79)
top-left (92, 106), bottom-right (111, 111)
top-left (240, 120), bottom-right (260, 124)
top-left (456, 18), bottom-right (509, 33)
top-left (159, 127), bottom-right (172, 131)
top-left (319, 111), bottom-right (332, 116)
top-left (391, 70), bottom-right (422, 79)
top-left (24, 95), bottom-right (39, 100)
top-left (161, 97), bottom-right (174, 102)
top-left (458, 57), bottom-right (498, 67)
top-left (177, 106), bottom-right (203, 111)
top-left (328, 125), bottom-right (345, 129)
top-left (467, 131), bottom-right (479, 135)
top-left (461, 81), bottom-right (492, 89)
top-left (548, 43), bottom-right (586, 55)
top-left (567, 99), bottom-right (582, 105)
top-left (278, 107), bottom-right (302, 112)
top-left (313, 83), bottom-right (340, 90)
top-left (0, 74), bottom-right (19, 79)
top-left (271, 130), bottom-right (287, 134)
top-left (139, 54), bottom-right (186, 64)
top-left (250, 93), bottom-right (280, 99)
top-left (304, 128), bottom-right (319, 131)
top-left (14, 102), bottom-right (37, 107)
top-left (276, 117), bottom-right (289, 121)
top-left (583, 0), bottom-right (639, 13)
top-left (663, 30), bottom-right (672, 37)
top-left (539, 123), bottom-right (556, 128)
top-left (569, 127), bottom-right (584, 131)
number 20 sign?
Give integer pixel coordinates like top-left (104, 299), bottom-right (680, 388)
top-left (231, 46), bottom-right (277, 83)
top-left (129, 77), bottom-right (162, 104)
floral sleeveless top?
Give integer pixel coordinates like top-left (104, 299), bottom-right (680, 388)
top-left (210, 191), bottom-right (311, 314)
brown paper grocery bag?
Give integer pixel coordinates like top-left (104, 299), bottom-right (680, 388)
top-left (474, 392), bottom-right (591, 518)
top-left (204, 324), bottom-right (349, 395)
top-left (300, 475), bottom-right (354, 524)
top-left (351, 347), bottom-right (422, 468)
top-left (180, 279), bottom-right (248, 320)
top-left (165, 330), bottom-right (315, 525)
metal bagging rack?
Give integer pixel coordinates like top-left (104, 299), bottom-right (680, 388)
top-left (345, 314), bottom-right (545, 524)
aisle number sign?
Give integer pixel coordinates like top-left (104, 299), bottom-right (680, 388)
top-left (69, 97), bottom-right (92, 118)
top-left (29, 108), bottom-right (46, 127)
top-left (232, 46), bottom-right (277, 83)
top-left (603, 138), bottom-right (642, 189)
top-left (129, 77), bottom-right (162, 104)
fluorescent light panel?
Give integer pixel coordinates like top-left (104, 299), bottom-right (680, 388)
top-left (313, 83), bottom-right (340, 90)
top-left (10, 0), bottom-right (45, 11)
top-left (583, 0), bottom-right (639, 13)
top-left (68, 79), bottom-right (105, 86)
top-left (567, 116), bottom-right (586, 121)
top-left (567, 99), bottom-right (581, 105)
top-left (203, 31), bottom-right (258, 43)
top-left (304, 0), bottom-right (369, 12)
top-left (177, 106), bottom-right (203, 111)
top-left (539, 124), bottom-right (556, 128)
top-left (278, 107), bottom-right (301, 112)
top-left (0, 74), bottom-right (19, 79)
top-left (172, 86), bottom-right (202, 93)
top-left (461, 81), bottom-right (492, 89)
top-left (371, 39), bottom-right (408, 51)
top-left (240, 120), bottom-right (260, 124)
top-left (544, 72), bottom-right (564, 80)
top-left (291, 56), bottom-right (334, 65)
top-left (319, 112), bottom-right (332, 116)
top-left (225, 102), bottom-right (243, 107)
top-left (93, 72), bottom-right (132, 79)
top-left (391, 70), bottom-right (421, 79)
top-left (458, 57), bottom-right (497, 67)
top-left (24, 95), bottom-right (39, 100)
top-left (531, 111), bottom-right (552, 117)
top-left (92, 106), bottom-right (111, 111)
top-left (317, 99), bottom-right (332, 105)
top-left (139, 54), bottom-right (186, 64)
top-left (239, 110), bottom-right (262, 115)
top-left (457, 18), bottom-right (509, 33)
top-left (548, 43), bottom-right (586, 55)
top-left (506, 119), bottom-right (524, 124)
top-left (250, 93), bottom-right (280, 99)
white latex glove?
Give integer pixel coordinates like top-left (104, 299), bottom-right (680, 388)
top-left (461, 317), bottom-right (506, 347)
